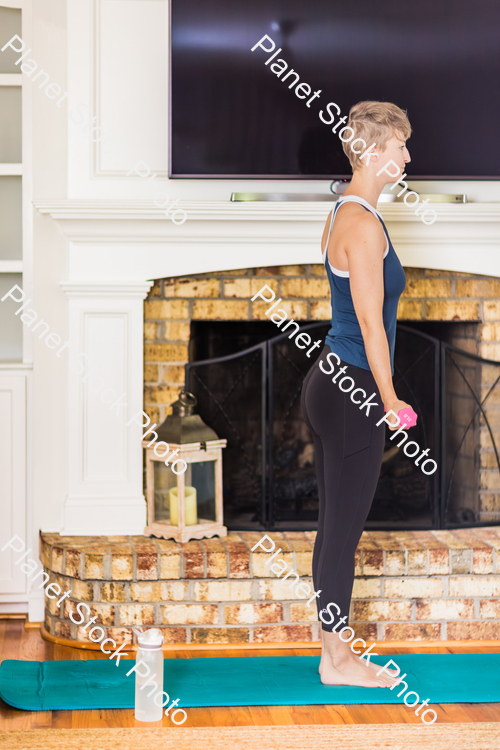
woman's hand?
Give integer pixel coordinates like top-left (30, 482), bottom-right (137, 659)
top-left (383, 399), bottom-right (414, 431)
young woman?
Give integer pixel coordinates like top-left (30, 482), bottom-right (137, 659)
top-left (301, 101), bottom-right (414, 688)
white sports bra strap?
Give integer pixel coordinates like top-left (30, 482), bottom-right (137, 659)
top-left (336, 194), bottom-right (382, 218)
top-left (321, 203), bottom-right (337, 261)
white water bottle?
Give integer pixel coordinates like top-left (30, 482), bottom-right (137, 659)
top-left (134, 627), bottom-right (164, 722)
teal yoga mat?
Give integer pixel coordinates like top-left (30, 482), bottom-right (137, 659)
top-left (0, 654), bottom-right (499, 711)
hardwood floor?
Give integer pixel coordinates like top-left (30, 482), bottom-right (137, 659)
top-left (1, 620), bottom-right (499, 729)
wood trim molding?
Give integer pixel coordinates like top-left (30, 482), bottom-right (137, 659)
top-left (39, 626), bottom-right (500, 652)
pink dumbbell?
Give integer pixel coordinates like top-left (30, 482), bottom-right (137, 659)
top-left (384, 406), bottom-right (418, 428)
top-left (397, 407), bottom-right (418, 428)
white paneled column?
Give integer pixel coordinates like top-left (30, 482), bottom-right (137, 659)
top-left (60, 281), bottom-right (152, 535)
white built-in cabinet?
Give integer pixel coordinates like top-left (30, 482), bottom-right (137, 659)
top-left (0, 373), bottom-right (27, 599)
top-left (0, 2), bottom-right (31, 610)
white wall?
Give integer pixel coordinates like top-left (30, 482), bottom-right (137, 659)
top-left (66, 0), bottom-right (500, 205)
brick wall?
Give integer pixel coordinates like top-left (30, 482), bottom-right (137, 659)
top-left (41, 529), bottom-right (500, 645)
top-left (144, 264), bottom-right (500, 521)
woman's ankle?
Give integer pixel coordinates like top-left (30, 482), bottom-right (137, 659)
top-left (322, 629), bottom-right (352, 658)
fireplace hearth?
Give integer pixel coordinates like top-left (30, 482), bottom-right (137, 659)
top-left (186, 319), bottom-right (499, 532)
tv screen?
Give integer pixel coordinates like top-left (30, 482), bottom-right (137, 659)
top-left (170, 0), bottom-right (500, 180)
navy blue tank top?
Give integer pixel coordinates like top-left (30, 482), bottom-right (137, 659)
top-left (323, 195), bottom-right (406, 375)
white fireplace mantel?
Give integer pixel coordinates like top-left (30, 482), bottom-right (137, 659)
top-left (35, 199), bottom-right (500, 281)
top-left (33, 198), bottom-right (500, 536)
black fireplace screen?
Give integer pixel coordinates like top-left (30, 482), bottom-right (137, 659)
top-left (185, 322), bottom-right (500, 531)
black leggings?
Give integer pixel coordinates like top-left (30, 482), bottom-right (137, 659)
top-left (301, 345), bottom-right (385, 632)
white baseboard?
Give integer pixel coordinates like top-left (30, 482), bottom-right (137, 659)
top-left (0, 601), bottom-right (28, 614)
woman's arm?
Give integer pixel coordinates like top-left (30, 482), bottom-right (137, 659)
top-left (338, 211), bottom-right (411, 426)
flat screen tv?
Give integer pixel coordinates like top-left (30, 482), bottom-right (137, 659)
top-left (170, 0), bottom-right (500, 180)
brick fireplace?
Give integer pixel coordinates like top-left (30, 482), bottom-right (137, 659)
top-left (35, 194), bottom-right (500, 639)
top-left (39, 262), bottom-right (500, 645)
top-left (144, 263), bottom-right (500, 524)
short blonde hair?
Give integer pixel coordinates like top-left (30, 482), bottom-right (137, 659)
top-left (342, 101), bottom-right (412, 171)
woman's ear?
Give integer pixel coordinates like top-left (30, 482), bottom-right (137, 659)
top-left (364, 150), bottom-right (379, 166)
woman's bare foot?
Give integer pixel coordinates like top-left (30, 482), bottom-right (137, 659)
top-left (318, 628), bottom-right (398, 678)
top-left (367, 660), bottom-right (399, 678)
top-left (321, 652), bottom-right (400, 687)
top-left (320, 630), bottom-right (402, 688)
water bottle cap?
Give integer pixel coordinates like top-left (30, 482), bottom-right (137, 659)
top-left (134, 627), bottom-right (164, 650)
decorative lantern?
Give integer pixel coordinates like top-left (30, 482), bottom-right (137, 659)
top-left (143, 391), bottom-right (227, 542)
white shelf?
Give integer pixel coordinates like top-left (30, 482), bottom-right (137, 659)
top-left (0, 261), bottom-right (23, 273)
top-left (0, 74), bottom-right (23, 86)
top-left (0, 164), bottom-right (22, 176)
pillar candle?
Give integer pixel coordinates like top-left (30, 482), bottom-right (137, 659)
top-left (169, 486), bottom-right (198, 526)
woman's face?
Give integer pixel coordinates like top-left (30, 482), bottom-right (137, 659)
top-left (381, 132), bottom-right (411, 179)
